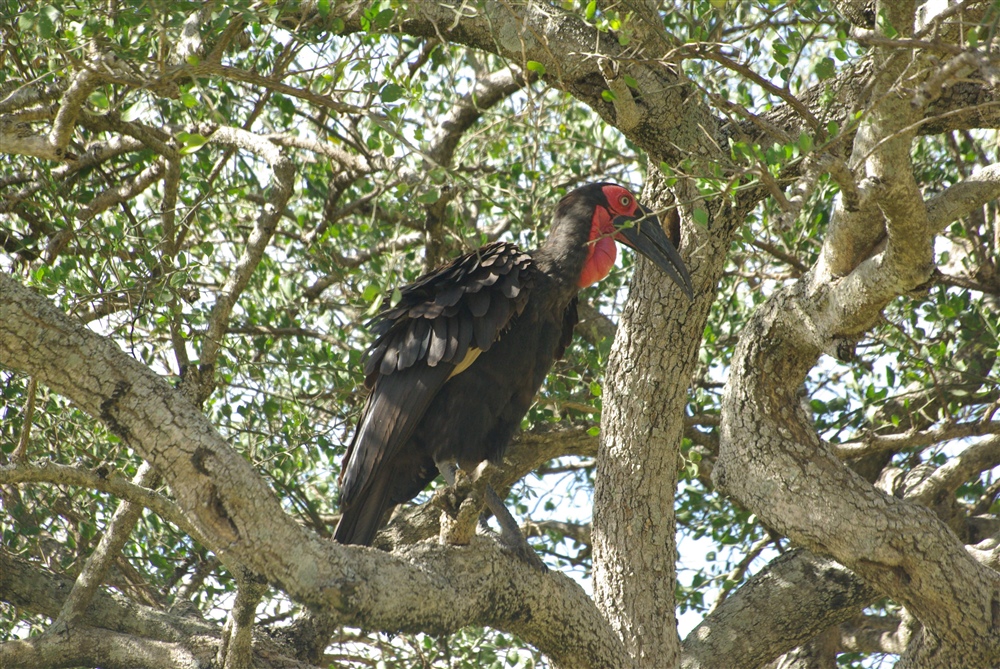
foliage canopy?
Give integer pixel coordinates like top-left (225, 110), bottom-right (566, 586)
top-left (2, 1), bottom-right (1000, 668)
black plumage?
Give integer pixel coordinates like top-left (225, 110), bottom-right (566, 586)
top-left (335, 183), bottom-right (693, 548)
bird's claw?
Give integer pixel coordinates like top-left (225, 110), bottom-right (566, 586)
top-left (435, 462), bottom-right (546, 570)
top-left (433, 471), bottom-right (482, 546)
top-left (493, 528), bottom-right (548, 572)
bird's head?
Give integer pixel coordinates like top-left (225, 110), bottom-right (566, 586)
top-left (562, 183), bottom-right (694, 297)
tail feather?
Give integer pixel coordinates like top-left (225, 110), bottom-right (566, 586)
top-left (333, 475), bottom-right (393, 546)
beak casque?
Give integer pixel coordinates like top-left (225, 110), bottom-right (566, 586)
top-left (613, 204), bottom-right (694, 299)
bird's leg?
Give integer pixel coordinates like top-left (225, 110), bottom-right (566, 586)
top-left (434, 460), bottom-right (546, 571)
top-left (438, 460), bottom-right (458, 487)
top-left (433, 460), bottom-right (480, 546)
top-left (482, 483), bottom-right (547, 572)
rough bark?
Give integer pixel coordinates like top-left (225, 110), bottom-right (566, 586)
top-left (682, 550), bottom-right (876, 669)
top-left (0, 273), bottom-right (628, 669)
top-left (594, 173), bottom-right (739, 666)
top-left (715, 6), bottom-right (1000, 667)
top-left (5, 1), bottom-right (1000, 667)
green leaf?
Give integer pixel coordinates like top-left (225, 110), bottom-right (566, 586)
top-left (380, 83), bottom-right (405, 103)
top-left (692, 207), bottom-right (709, 227)
top-left (797, 133), bottom-right (813, 153)
top-left (88, 91), bottom-right (109, 110)
top-left (366, 293), bottom-right (384, 316)
top-left (526, 60), bottom-right (546, 76)
top-left (601, 89), bottom-right (617, 102)
top-left (416, 188), bottom-right (441, 204)
top-left (37, 5), bottom-right (60, 39)
top-left (177, 132), bottom-right (209, 155)
top-left (120, 101), bottom-right (143, 123)
top-left (585, 0), bottom-right (597, 21)
top-left (815, 57), bottom-right (835, 80)
top-left (374, 9), bottom-right (395, 29)
top-left (623, 74), bottom-right (638, 89)
top-left (772, 42), bottom-right (790, 65)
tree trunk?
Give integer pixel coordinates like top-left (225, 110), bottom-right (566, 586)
top-left (594, 175), bottom-right (741, 666)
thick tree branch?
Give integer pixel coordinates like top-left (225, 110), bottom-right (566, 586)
top-left (832, 420), bottom-right (1000, 459)
top-left (0, 460), bottom-right (200, 540)
top-left (906, 435), bottom-right (1000, 506)
top-left (839, 614), bottom-right (908, 655)
top-left (925, 163), bottom-right (1000, 227)
top-left (217, 571), bottom-right (267, 669)
top-left (0, 626), bottom-right (204, 669)
top-left (0, 547), bottom-right (216, 643)
top-left (681, 550), bottom-right (876, 669)
top-left (0, 273), bottom-right (629, 669)
top-left (717, 16), bottom-right (1000, 665)
top-left (48, 60), bottom-right (103, 155)
top-left (301, 1), bottom-right (717, 170)
top-left (375, 423), bottom-right (598, 549)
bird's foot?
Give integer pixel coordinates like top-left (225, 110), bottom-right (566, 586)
top-left (490, 525), bottom-right (548, 571)
top-left (432, 468), bottom-right (480, 546)
top-left (483, 484), bottom-right (547, 572)
top-left (434, 460), bottom-right (546, 571)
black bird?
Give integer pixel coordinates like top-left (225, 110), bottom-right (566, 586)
top-left (334, 183), bottom-right (693, 555)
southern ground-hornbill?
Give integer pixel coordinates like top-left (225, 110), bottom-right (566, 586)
top-left (334, 183), bottom-right (693, 561)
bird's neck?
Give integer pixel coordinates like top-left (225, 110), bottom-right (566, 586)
top-left (532, 205), bottom-right (595, 303)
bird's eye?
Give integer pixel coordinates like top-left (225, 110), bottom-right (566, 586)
top-left (619, 195), bottom-right (631, 207)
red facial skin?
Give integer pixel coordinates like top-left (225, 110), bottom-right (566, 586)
top-left (577, 184), bottom-right (641, 287)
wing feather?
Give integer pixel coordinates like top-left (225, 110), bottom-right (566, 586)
top-left (466, 288), bottom-right (491, 317)
top-left (338, 363), bottom-right (453, 508)
top-left (342, 241), bottom-right (536, 521)
top-left (428, 317), bottom-right (448, 367)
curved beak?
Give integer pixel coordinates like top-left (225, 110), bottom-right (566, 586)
top-left (613, 204), bottom-right (694, 299)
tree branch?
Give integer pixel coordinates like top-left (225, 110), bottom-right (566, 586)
top-left (0, 547), bottom-right (216, 642)
top-left (832, 420), bottom-right (1000, 459)
top-left (0, 460), bottom-right (200, 541)
top-left (0, 626), bottom-right (204, 669)
top-left (48, 58), bottom-right (103, 156)
top-left (906, 435), bottom-right (1000, 506)
top-left (681, 550), bottom-right (876, 669)
top-left (0, 273), bottom-right (629, 669)
top-left (53, 462), bottom-right (158, 628)
top-left (178, 126), bottom-right (295, 404)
